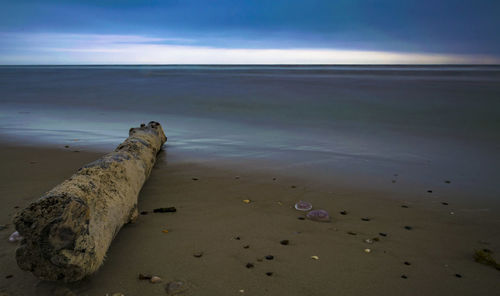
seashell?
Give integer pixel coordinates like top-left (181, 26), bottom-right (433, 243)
top-left (294, 201), bottom-right (312, 211)
top-left (311, 255), bottom-right (319, 260)
top-left (364, 248), bottom-right (371, 253)
top-left (243, 199), bottom-right (251, 204)
top-left (150, 276), bottom-right (162, 283)
top-left (306, 209), bottom-right (330, 222)
top-left (8, 231), bottom-right (23, 243)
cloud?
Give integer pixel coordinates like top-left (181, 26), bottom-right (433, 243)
top-left (1, 33), bottom-right (498, 64)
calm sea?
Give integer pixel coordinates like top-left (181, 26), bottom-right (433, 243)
top-left (1, 65), bottom-right (499, 202)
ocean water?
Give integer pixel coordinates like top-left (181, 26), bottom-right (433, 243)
top-left (1, 65), bottom-right (499, 202)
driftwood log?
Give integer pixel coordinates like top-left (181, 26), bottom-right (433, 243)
top-left (14, 121), bottom-right (167, 282)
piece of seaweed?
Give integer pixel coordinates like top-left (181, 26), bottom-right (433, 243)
top-left (474, 249), bottom-right (500, 271)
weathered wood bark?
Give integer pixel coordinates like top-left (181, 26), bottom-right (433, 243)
top-left (13, 121), bottom-right (167, 282)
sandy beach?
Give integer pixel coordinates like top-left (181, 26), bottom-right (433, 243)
top-left (1, 142), bottom-right (499, 296)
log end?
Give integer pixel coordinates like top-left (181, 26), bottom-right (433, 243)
top-left (14, 195), bottom-right (98, 282)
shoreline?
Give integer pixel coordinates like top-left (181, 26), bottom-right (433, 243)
top-left (1, 143), bottom-right (499, 295)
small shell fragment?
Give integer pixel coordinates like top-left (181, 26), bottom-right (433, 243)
top-left (8, 231), bottom-right (23, 243)
top-left (294, 201), bottom-right (313, 211)
top-left (311, 255), bottom-right (320, 260)
top-left (150, 276), bottom-right (162, 283)
top-left (243, 199), bottom-right (251, 204)
top-left (364, 248), bottom-right (372, 253)
top-left (364, 239), bottom-right (374, 244)
top-left (162, 230), bottom-right (169, 234)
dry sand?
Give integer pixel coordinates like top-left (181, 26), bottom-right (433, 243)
top-left (1, 144), bottom-right (499, 296)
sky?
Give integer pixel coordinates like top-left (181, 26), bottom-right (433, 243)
top-left (1, 0), bottom-right (499, 64)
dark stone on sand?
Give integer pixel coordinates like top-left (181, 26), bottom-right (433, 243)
top-left (234, 236), bottom-right (241, 240)
top-left (361, 218), bottom-right (371, 221)
top-left (192, 177), bottom-right (199, 181)
top-left (193, 252), bottom-right (203, 258)
top-left (347, 231), bottom-right (357, 236)
top-left (5, 275), bottom-right (13, 279)
top-left (441, 202), bottom-right (449, 205)
top-left (455, 273), bottom-right (462, 278)
top-left (427, 190), bottom-right (433, 193)
top-left (401, 275), bottom-right (408, 279)
top-left (243, 245), bottom-right (250, 249)
top-left (379, 232), bottom-right (388, 237)
top-left (404, 261), bottom-right (411, 266)
top-left (246, 263), bottom-right (254, 269)
top-left (64, 145), bottom-right (70, 148)
top-left (445, 180), bottom-right (451, 184)
top-left (401, 205), bottom-right (409, 208)
top-left (280, 240), bottom-right (289, 246)
top-left (291, 185), bottom-right (296, 188)
top-left (265, 272), bottom-right (273, 276)
top-left (372, 237), bottom-right (380, 242)
top-left (265, 255), bottom-right (274, 260)
top-left (235, 176), bottom-right (240, 179)
top-left (153, 207), bottom-right (176, 213)
top-left (140, 211), bottom-right (148, 215)
top-left (272, 178), bottom-right (276, 181)
top-left (298, 217), bottom-right (305, 220)
top-left (340, 210), bottom-right (347, 215)
top-left (139, 273), bottom-right (153, 280)
top-left (404, 226), bottom-right (413, 230)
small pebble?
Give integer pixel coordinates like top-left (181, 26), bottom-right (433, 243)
top-left (265, 272), bottom-right (273, 276)
top-left (162, 230), bottom-right (169, 234)
top-left (427, 190), bottom-right (433, 193)
top-left (242, 199), bottom-right (251, 204)
top-left (361, 218), bottom-right (371, 221)
top-left (379, 232), bottom-right (388, 237)
top-left (372, 237), bottom-right (380, 242)
top-left (455, 273), bottom-right (462, 278)
top-left (246, 263), bottom-right (254, 269)
top-left (235, 176), bottom-right (240, 179)
top-left (445, 180), bottom-right (451, 184)
top-left (347, 231), bottom-right (357, 236)
top-left (364, 248), bottom-right (371, 253)
top-left (243, 245), bottom-right (250, 249)
top-left (234, 236), bottom-right (241, 240)
top-left (298, 217), bottom-right (305, 220)
top-left (280, 240), bottom-right (289, 246)
top-left (112, 293), bottom-right (124, 296)
top-left (401, 275), bottom-right (408, 279)
top-left (404, 261), bottom-right (411, 266)
top-left (140, 211), bottom-right (148, 215)
top-left (441, 202), bottom-right (449, 205)
top-left (404, 226), bottom-right (412, 230)
top-left (291, 185), bottom-right (296, 189)
top-left (340, 210), bottom-right (347, 215)
top-left (401, 205), bottom-right (409, 208)
top-left (193, 251), bottom-right (203, 258)
top-left (150, 276), bottom-right (162, 283)
top-left (139, 273), bottom-right (152, 280)
top-left (64, 145), bottom-right (70, 148)
top-left (192, 177), bottom-right (199, 181)
top-left (5, 275), bottom-right (13, 279)
top-left (272, 178), bottom-right (276, 181)
top-left (239, 289), bottom-right (245, 293)
top-left (265, 255), bottom-right (274, 260)
top-left (364, 239), bottom-right (373, 244)
top-left (311, 256), bottom-right (319, 260)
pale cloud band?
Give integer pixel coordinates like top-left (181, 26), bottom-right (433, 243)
top-left (1, 33), bottom-right (498, 65)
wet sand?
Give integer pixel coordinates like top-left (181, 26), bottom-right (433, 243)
top-left (1, 144), bottom-right (499, 296)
